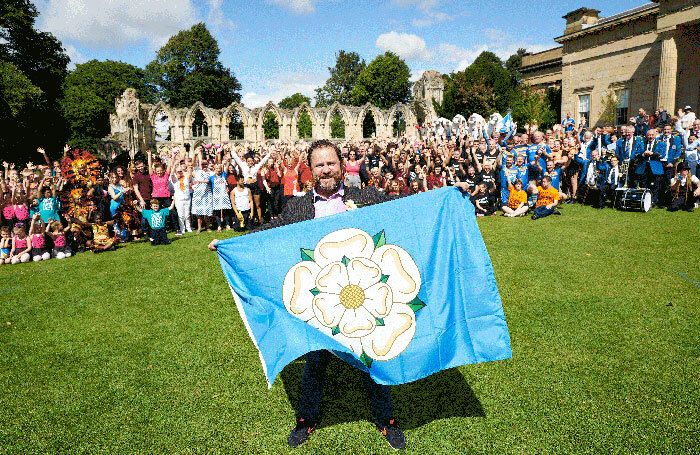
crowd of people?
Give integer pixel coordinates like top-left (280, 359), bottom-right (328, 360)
top-left (1, 104), bottom-right (698, 264)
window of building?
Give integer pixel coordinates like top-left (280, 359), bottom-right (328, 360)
top-left (615, 88), bottom-right (629, 126)
top-left (578, 94), bottom-right (590, 128)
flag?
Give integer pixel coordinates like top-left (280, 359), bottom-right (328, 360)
top-left (500, 112), bottom-right (515, 135)
top-left (217, 187), bottom-right (511, 387)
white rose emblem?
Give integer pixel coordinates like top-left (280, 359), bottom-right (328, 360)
top-left (282, 228), bottom-right (425, 367)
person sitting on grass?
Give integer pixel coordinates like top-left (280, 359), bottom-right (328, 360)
top-left (531, 175), bottom-right (561, 220)
top-left (474, 182), bottom-right (496, 217)
top-left (29, 214), bottom-right (50, 261)
top-left (501, 179), bottom-right (529, 217)
top-left (46, 219), bottom-right (72, 259)
top-left (70, 211), bottom-right (117, 254)
top-left (667, 162), bottom-right (700, 212)
top-left (9, 223), bottom-right (31, 264)
top-left (0, 225), bottom-right (12, 264)
top-left (136, 198), bottom-right (175, 246)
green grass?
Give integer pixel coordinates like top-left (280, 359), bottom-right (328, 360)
top-left (1, 204), bottom-right (699, 454)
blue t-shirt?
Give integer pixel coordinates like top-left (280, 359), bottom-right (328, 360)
top-left (543, 168), bottom-right (563, 191)
top-left (142, 208), bottom-right (170, 230)
top-left (37, 197), bottom-right (60, 223)
top-left (562, 117), bottom-right (575, 132)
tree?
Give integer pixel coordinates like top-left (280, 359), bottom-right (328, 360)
top-left (62, 60), bottom-right (154, 150)
top-left (599, 88), bottom-right (617, 127)
top-left (278, 93), bottom-right (310, 109)
top-left (279, 93), bottom-right (312, 139)
top-left (315, 50), bottom-right (366, 107)
top-left (350, 52), bottom-right (411, 109)
top-left (505, 48), bottom-right (527, 77)
top-left (263, 111), bottom-right (279, 139)
top-left (0, 0), bottom-right (69, 161)
top-left (146, 23), bottom-right (241, 109)
top-left (512, 87), bottom-right (557, 130)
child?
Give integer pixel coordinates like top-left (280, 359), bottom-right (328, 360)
top-left (0, 225), bottom-right (11, 264)
top-left (29, 214), bottom-right (50, 261)
top-left (137, 198), bottom-right (175, 245)
top-left (46, 220), bottom-right (72, 259)
top-left (474, 183), bottom-right (496, 217)
top-left (35, 185), bottom-right (61, 223)
top-left (90, 212), bottom-right (117, 253)
top-left (501, 179), bottom-right (529, 217)
top-left (9, 223), bottom-right (31, 264)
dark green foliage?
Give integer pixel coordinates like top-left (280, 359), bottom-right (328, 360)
top-left (263, 111), bottom-right (279, 139)
top-left (62, 60), bottom-right (154, 150)
top-left (278, 93), bottom-right (311, 109)
top-left (145, 23), bottom-right (241, 109)
top-left (0, 0), bottom-right (69, 161)
top-left (511, 86), bottom-right (558, 130)
top-left (279, 93), bottom-right (313, 138)
top-left (315, 50), bottom-right (366, 107)
top-left (350, 52), bottom-right (411, 109)
top-left (362, 111), bottom-right (376, 138)
top-left (330, 110), bottom-right (345, 138)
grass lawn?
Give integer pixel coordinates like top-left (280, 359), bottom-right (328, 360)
top-left (1, 204), bottom-right (699, 454)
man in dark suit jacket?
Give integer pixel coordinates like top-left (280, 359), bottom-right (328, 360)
top-left (209, 140), bottom-right (474, 450)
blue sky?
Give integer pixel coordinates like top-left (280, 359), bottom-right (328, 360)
top-left (35, 0), bottom-right (646, 107)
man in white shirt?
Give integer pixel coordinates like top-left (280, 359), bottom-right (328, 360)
top-left (667, 162), bottom-right (700, 212)
top-left (680, 106), bottom-right (696, 130)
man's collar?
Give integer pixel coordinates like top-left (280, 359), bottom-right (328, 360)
top-left (313, 183), bottom-right (345, 202)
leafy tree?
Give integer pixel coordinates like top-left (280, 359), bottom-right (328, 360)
top-left (146, 23), bottom-right (241, 109)
top-left (350, 52), bottom-right (411, 109)
top-left (62, 60), bottom-right (154, 150)
top-left (512, 87), bottom-right (557, 130)
top-left (315, 50), bottom-right (366, 107)
top-left (278, 93), bottom-right (310, 109)
top-left (0, 0), bottom-right (69, 161)
top-left (330, 111), bottom-right (345, 138)
top-left (362, 111), bottom-right (377, 138)
top-left (263, 111), bottom-right (279, 139)
top-left (505, 48), bottom-right (527, 78)
top-left (599, 88), bottom-right (618, 126)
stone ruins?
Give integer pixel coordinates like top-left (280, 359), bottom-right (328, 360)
top-left (104, 71), bottom-right (444, 155)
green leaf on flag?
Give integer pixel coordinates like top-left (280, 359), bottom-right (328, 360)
top-left (341, 255), bottom-right (350, 266)
top-left (360, 352), bottom-right (373, 368)
top-left (380, 274), bottom-right (389, 283)
top-left (407, 296), bottom-right (426, 313)
top-left (301, 248), bottom-right (314, 261)
top-left (372, 230), bottom-right (386, 249)
top-left (376, 318), bottom-right (385, 326)
top-left (331, 326), bottom-right (340, 336)
top-left (310, 287), bottom-right (320, 296)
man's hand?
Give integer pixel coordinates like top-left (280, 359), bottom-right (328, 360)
top-left (208, 239), bottom-right (219, 251)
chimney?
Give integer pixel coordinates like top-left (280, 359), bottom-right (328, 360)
top-left (563, 8), bottom-right (601, 35)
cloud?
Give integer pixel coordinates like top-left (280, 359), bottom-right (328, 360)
top-left (64, 44), bottom-right (87, 69)
top-left (207, 0), bottom-right (237, 35)
top-left (37, 0), bottom-right (198, 49)
top-left (266, 0), bottom-right (317, 14)
top-left (412, 11), bottom-right (450, 27)
top-left (391, 0), bottom-right (450, 27)
top-left (241, 71), bottom-right (327, 109)
top-left (376, 32), bottom-right (432, 61)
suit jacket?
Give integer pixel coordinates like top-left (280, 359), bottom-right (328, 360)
top-left (636, 138), bottom-right (663, 176)
top-left (615, 136), bottom-right (644, 161)
top-left (653, 135), bottom-right (683, 164)
top-left (254, 186), bottom-right (392, 232)
top-left (587, 134), bottom-right (611, 158)
top-left (575, 155), bottom-right (610, 188)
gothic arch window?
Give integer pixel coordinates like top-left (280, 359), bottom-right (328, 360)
top-left (191, 110), bottom-right (208, 138)
top-left (229, 109), bottom-right (244, 140)
top-left (154, 110), bottom-right (171, 141)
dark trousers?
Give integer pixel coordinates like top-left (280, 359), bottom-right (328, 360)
top-left (667, 192), bottom-right (697, 212)
top-left (150, 227), bottom-right (169, 245)
top-left (533, 205), bottom-right (555, 218)
top-left (269, 186), bottom-right (283, 217)
top-left (638, 167), bottom-right (662, 204)
top-left (581, 185), bottom-right (606, 208)
top-left (233, 209), bottom-right (250, 232)
top-left (214, 209), bottom-right (233, 229)
top-left (298, 350), bottom-right (394, 425)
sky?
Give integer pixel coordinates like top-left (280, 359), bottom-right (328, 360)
top-left (34, 0), bottom-right (646, 108)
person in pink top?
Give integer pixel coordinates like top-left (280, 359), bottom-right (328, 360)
top-left (343, 149), bottom-right (365, 188)
top-left (29, 214), bottom-right (50, 261)
top-left (147, 149), bottom-right (176, 232)
top-left (46, 219), bottom-right (72, 259)
top-left (9, 223), bottom-right (31, 264)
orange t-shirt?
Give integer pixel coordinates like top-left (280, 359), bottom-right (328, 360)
top-left (536, 186), bottom-right (559, 208)
top-left (507, 190), bottom-right (527, 209)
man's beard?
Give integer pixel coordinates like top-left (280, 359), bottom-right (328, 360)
top-left (314, 171), bottom-right (342, 193)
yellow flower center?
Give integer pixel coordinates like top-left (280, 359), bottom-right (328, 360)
top-left (339, 284), bottom-right (365, 310)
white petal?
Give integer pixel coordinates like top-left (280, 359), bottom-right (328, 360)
top-left (361, 303), bottom-right (416, 361)
top-left (347, 257), bottom-right (382, 289)
top-left (370, 244), bottom-right (421, 304)
top-left (312, 293), bottom-right (346, 328)
top-left (313, 228), bottom-right (375, 268)
top-left (307, 317), bottom-right (363, 354)
top-left (282, 261), bottom-right (321, 322)
top-left (338, 306), bottom-right (376, 338)
top-left (362, 283), bottom-right (393, 318)
top-left (315, 262), bottom-right (349, 295)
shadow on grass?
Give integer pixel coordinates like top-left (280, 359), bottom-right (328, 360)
top-left (280, 356), bottom-right (484, 430)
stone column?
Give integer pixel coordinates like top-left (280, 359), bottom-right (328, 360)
top-left (656, 29), bottom-right (678, 112)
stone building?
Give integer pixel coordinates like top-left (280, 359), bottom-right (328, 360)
top-left (520, 0), bottom-right (700, 127)
top-left (105, 76), bottom-right (440, 155)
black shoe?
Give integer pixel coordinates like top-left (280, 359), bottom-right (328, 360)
top-left (553, 210), bottom-right (562, 215)
top-left (288, 417), bottom-right (316, 448)
top-left (531, 214), bottom-right (538, 220)
top-left (376, 419), bottom-right (406, 450)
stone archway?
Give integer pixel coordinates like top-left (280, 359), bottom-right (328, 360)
top-left (324, 103), bottom-right (351, 140)
top-left (222, 102), bottom-right (253, 142)
top-left (291, 103), bottom-right (316, 140)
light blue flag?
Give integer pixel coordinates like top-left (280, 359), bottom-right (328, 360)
top-left (217, 187), bottom-right (511, 387)
top-left (500, 113), bottom-right (515, 135)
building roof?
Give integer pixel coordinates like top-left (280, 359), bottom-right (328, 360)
top-left (555, 2), bottom-right (659, 42)
top-left (595, 2), bottom-right (658, 26)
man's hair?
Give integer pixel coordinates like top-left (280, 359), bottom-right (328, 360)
top-left (542, 175), bottom-right (552, 182)
top-left (307, 140), bottom-right (342, 168)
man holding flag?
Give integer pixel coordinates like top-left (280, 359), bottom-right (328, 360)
top-left (208, 140), bottom-right (511, 450)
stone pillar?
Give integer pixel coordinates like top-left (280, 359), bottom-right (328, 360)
top-left (656, 29), bottom-right (678, 112)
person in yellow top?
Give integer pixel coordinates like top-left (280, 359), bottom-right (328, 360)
top-left (531, 175), bottom-right (562, 220)
top-left (501, 179), bottom-right (529, 217)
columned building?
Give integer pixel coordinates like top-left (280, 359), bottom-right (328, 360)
top-left (520, 0), bottom-right (700, 127)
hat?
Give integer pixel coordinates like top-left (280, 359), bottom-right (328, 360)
top-left (678, 162), bottom-right (690, 171)
top-left (685, 105), bottom-right (693, 111)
